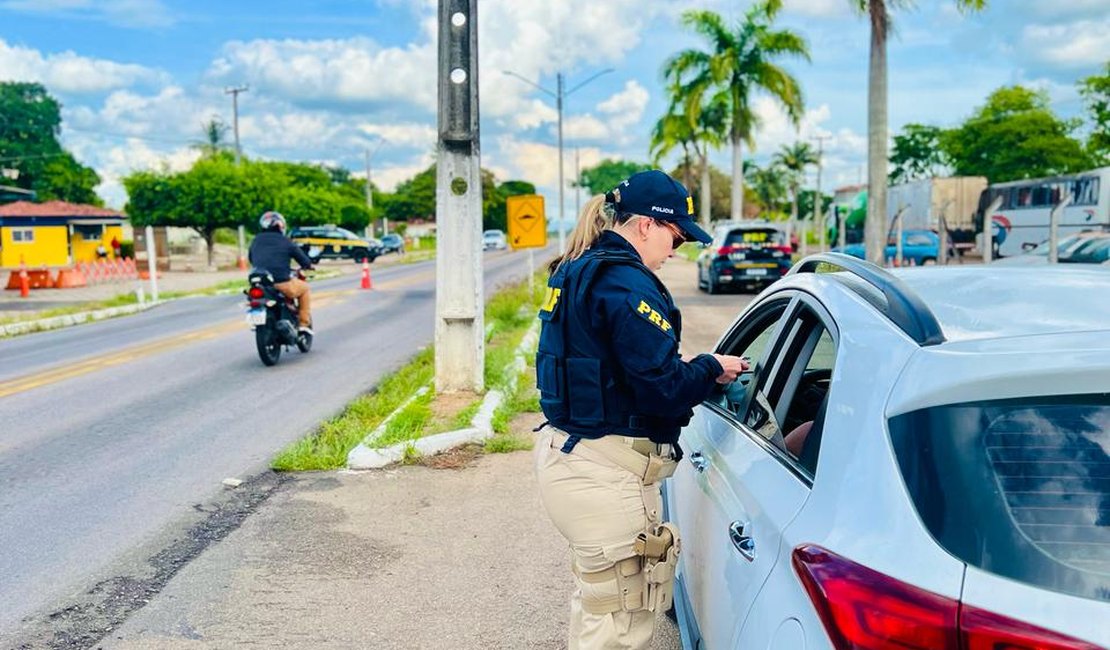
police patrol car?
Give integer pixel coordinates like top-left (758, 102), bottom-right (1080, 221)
top-left (288, 226), bottom-right (383, 262)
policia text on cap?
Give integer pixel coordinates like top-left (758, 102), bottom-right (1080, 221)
top-left (533, 170), bottom-right (748, 649)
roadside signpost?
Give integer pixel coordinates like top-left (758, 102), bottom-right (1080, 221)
top-left (507, 194), bottom-right (546, 293)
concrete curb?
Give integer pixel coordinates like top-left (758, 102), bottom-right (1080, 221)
top-left (0, 300), bottom-right (166, 338)
top-left (346, 318), bottom-right (539, 470)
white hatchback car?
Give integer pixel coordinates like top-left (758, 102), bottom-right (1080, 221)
top-left (665, 253), bottom-right (1110, 650)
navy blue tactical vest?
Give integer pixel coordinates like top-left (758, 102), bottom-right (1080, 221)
top-left (535, 247), bottom-right (689, 446)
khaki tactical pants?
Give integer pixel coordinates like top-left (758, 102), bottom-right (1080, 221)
top-left (274, 278), bottom-right (312, 328)
top-left (535, 427), bottom-right (680, 650)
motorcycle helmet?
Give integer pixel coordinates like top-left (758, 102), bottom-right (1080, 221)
top-left (259, 211), bottom-right (286, 233)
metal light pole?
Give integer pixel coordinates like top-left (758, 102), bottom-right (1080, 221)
top-left (435, 0), bottom-right (483, 392)
top-left (503, 67), bottom-right (613, 254)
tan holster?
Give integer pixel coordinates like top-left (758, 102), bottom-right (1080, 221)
top-left (573, 522), bottom-right (681, 615)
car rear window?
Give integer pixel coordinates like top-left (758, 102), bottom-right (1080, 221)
top-left (725, 228), bottom-right (784, 246)
top-left (889, 395), bottom-right (1110, 603)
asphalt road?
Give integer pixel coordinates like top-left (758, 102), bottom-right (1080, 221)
top-left (0, 246), bottom-right (548, 638)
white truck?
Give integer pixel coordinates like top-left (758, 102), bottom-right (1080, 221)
top-left (886, 176), bottom-right (987, 251)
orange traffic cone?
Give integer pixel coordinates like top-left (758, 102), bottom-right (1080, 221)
top-left (237, 255), bottom-right (248, 271)
top-left (18, 256), bottom-right (29, 298)
top-left (360, 258), bottom-right (373, 290)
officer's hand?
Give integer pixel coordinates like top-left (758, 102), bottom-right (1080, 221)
top-left (712, 354), bottom-right (749, 384)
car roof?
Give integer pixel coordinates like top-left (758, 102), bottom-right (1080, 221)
top-left (893, 266), bottom-right (1110, 343)
top-left (716, 220), bottom-right (782, 232)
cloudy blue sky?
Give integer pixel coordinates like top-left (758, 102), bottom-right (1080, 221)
top-left (1, 0), bottom-right (1107, 217)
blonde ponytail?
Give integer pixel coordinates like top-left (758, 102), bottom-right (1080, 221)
top-left (548, 194), bottom-right (612, 273)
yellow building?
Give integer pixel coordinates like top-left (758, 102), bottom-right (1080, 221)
top-left (0, 200), bottom-right (126, 268)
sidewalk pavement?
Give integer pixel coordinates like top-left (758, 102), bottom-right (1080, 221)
top-left (54, 258), bottom-right (728, 650)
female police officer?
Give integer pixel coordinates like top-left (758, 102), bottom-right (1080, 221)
top-left (534, 170), bottom-right (747, 649)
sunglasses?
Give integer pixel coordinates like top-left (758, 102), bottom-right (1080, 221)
top-left (656, 220), bottom-right (686, 249)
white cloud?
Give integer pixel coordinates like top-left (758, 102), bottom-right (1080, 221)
top-left (562, 115), bottom-right (610, 141)
top-left (0, 0), bottom-right (175, 27)
top-left (208, 35), bottom-right (437, 112)
top-left (0, 39), bottom-right (165, 94)
top-left (1022, 19), bottom-right (1110, 69)
top-left (782, 0), bottom-right (847, 18)
top-left (358, 123), bottom-right (437, 152)
top-left (372, 154), bottom-right (435, 192)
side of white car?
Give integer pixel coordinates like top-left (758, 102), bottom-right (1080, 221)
top-left (666, 258), bottom-right (1110, 650)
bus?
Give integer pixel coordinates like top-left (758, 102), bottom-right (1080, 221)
top-left (974, 167), bottom-right (1110, 257)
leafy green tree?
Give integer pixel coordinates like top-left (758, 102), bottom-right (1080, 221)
top-left (745, 161), bottom-right (789, 216)
top-left (853, 0), bottom-right (986, 263)
top-left (380, 164), bottom-right (436, 223)
top-left (482, 175), bottom-right (537, 232)
top-left (0, 82), bottom-right (102, 204)
top-left (773, 141), bottom-right (819, 226)
top-left (576, 159), bottom-right (653, 196)
top-left (941, 85), bottom-right (1093, 182)
top-left (889, 123), bottom-right (950, 184)
top-left (125, 158), bottom-right (284, 266)
top-left (671, 160), bottom-right (731, 221)
top-left (667, 2), bottom-right (809, 221)
top-left (1079, 62), bottom-right (1110, 164)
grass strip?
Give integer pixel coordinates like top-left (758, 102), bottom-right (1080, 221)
top-left (271, 269), bottom-right (547, 470)
top-left (271, 348), bottom-right (434, 470)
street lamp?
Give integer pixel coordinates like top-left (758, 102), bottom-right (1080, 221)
top-left (503, 68), bottom-right (614, 254)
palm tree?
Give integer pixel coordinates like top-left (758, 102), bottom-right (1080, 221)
top-left (855, 0), bottom-right (986, 263)
top-left (773, 141), bottom-right (818, 228)
top-left (649, 91), bottom-right (697, 192)
top-left (193, 117), bottom-right (229, 158)
top-left (745, 161), bottom-right (789, 216)
top-left (667, 1), bottom-right (809, 222)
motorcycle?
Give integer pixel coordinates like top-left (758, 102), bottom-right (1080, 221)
top-left (244, 268), bottom-right (312, 366)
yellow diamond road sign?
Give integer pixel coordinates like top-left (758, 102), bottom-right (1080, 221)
top-left (507, 194), bottom-right (547, 250)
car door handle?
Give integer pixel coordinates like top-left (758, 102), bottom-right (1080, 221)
top-left (689, 451), bottom-right (708, 473)
top-left (729, 521), bottom-right (756, 562)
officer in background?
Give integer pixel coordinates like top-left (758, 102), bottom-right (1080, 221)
top-left (534, 170), bottom-right (747, 649)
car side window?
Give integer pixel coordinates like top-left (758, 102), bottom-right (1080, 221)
top-left (705, 299), bottom-right (790, 415)
top-left (752, 304), bottom-right (837, 479)
top-left (768, 303), bottom-right (834, 474)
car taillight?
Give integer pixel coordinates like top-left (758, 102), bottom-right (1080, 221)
top-left (718, 245), bottom-right (741, 255)
top-left (793, 544), bottom-right (960, 650)
top-left (248, 286), bottom-right (264, 299)
top-left (793, 545), bottom-right (1100, 650)
top-left (960, 604), bottom-right (1103, 650)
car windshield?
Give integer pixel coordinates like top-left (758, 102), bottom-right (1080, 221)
top-left (484, 230), bottom-right (502, 238)
top-left (724, 228), bottom-right (784, 246)
top-left (889, 395), bottom-right (1110, 603)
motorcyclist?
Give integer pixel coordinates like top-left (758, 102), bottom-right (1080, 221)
top-left (248, 211), bottom-right (315, 335)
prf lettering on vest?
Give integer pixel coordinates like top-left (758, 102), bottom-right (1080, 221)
top-left (541, 287), bottom-right (562, 312)
top-left (635, 300), bottom-right (672, 333)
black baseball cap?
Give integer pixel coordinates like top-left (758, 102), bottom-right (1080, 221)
top-left (605, 169), bottom-right (712, 244)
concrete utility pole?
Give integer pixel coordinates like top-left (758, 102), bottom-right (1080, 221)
top-left (365, 138), bottom-right (386, 237)
top-left (435, 0), bottom-right (483, 392)
top-left (575, 146), bottom-right (581, 220)
top-left (224, 85), bottom-right (248, 166)
top-left (811, 135), bottom-right (830, 251)
top-left (225, 85), bottom-right (248, 271)
top-left (503, 67), bottom-right (613, 254)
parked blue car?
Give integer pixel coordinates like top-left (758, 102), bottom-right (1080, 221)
top-left (832, 229), bottom-right (947, 265)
